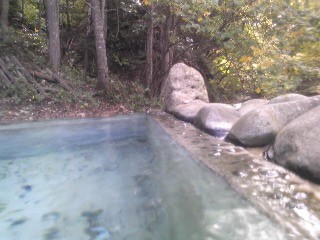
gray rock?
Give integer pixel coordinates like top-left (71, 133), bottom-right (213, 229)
top-left (271, 105), bottom-right (320, 183)
top-left (194, 103), bottom-right (240, 137)
top-left (268, 93), bottom-right (308, 105)
top-left (227, 96), bottom-right (320, 146)
top-left (169, 101), bottom-right (208, 123)
top-left (238, 99), bottom-right (269, 116)
top-left (161, 63), bottom-right (209, 111)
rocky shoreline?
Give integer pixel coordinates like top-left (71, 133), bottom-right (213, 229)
top-left (161, 62), bottom-right (320, 184)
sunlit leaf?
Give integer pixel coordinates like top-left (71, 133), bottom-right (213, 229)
top-left (204, 11), bottom-right (210, 16)
top-left (198, 17), bottom-right (203, 22)
top-left (255, 87), bottom-right (262, 94)
top-left (143, 0), bottom-right (151, 6)
top-left (239, 56), bottom-right (253, 63)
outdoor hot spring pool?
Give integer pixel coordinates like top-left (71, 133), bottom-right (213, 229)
top-left (0, 114), bottom-right (289, 240)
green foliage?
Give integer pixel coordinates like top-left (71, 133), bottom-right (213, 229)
top-left (153, 0), bottom-right (320, 100)
top-left (104, 74), bottom-right (160, 111)
top-left (23, 1), bottom-right (39, 27)
top-left (3, 0), bottom-right (320, 105)
top-left (0, 28), bottom-right (47, 62)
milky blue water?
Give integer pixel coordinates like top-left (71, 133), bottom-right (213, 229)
top-left (0, 115), bottom-right (288, 240)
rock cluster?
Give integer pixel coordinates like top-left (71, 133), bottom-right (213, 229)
top-left (161, 63), bottom-right (240, 137)
top-left (161, 63), bottom-right (320, 183)
top-left (228, 95), bottom-right (320, 146)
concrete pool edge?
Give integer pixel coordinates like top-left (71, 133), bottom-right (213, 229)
top-left (149, 111), bottom-right (320, 240)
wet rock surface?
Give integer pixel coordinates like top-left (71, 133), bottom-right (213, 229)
top-left (238, 99), bottom-right (269, 116)
top-left (272, 105), bottom-right (320, 183)
top-left (193, 103), bottom-right (240, 137)
top-left (169, 101), bottom-right (208, 123)
top-left (150, 111), bottom-right (320, 240)
top-left (267, 93), bottom-right (308, 105)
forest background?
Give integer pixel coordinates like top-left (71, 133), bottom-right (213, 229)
top-left (0, 0), bottom-right (319, 116)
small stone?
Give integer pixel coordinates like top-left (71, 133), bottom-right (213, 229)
top-left (11, 218), bottom-right (27, 226)
top-left (20, 110), bottom-right (30, 114)
top-left (265, 170), bottom-right (279, 179)
top-left (44, 228), bottom-right (60, 240)
top-left (22, 185), bottom-right (32, 191)
top-left (232, 171), bottom-right (247, 178)
top-left (77, 112), bottom-right (86, 118)
top-left (285, 201), bottom-right (299, 209)
top-left (19, 194), bottom-right (26, 198)
top-left (89, 226), bottom-right (111, 240)
top-left (42, 212), bottom-right (60, 222)
top-left (294, 192), bottom-right (308, 200)
top-left (273, 193), bottom-right (283, 199)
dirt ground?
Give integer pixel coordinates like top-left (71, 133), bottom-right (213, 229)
top-left (0, 98), bottom-right (134, 124)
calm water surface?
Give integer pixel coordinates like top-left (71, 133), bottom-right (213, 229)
top-left (0, 116), bottom-right (288, 240)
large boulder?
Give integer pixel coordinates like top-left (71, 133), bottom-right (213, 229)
top-left (238, 99), bottom-right (269, 116)
top-left (271, 105), bottom-right (320, 183)
top-left (193, 103), bottom-right (241, 137)
top-left (161, 63), bottom-right (209, 111)
top-left (169, 101), bottom-right (208, 123)
top-left (227, 96), bottom-right (320, 146)
top-left (268, 93), bottom-right (308, 105)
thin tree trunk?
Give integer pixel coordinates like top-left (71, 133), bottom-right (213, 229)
top-left (1, 0), bottom-right (9, 30)
top-left (162, 13), bottom-right (174, 74)
top-left (146, 4), bottom-right (154, 90)
top-left (21, 0), bottom-right (25, 26)
top-left (115, 0), bottom-right (119, 38)
top-left (44, 0), bottom-right (61, 72)
top-left (37, 0), bottom-right (42, 30)
top-left (90, 0), bottom-right (108, 90)
top-left (84, 40), bottom-right (89, 81)
top-left (84, 6), bottom-right (92, 81)
top-left (66, 0), bottom-right (71, 30)
top-left (101, 0), bottom-right (105, 29)
top-left (151, 10), bottom-right (176, 96)
top-left (103, 0), bottom-right (107, 36)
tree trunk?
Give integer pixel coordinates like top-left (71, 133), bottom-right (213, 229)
top-left (1, 0), bottom-right (9, 30)
top-left (37, 0), bottom-right (42, 30)
top-left (115, 0), bottom-right (119, 38)
top-left (103, 0), bottom-right (107, 36)
top-left (90, 0), bottom-right (108, 91)
top-left (146, 4), bottom-right (154, 90)
top-left (44, 0), bottom-right (61, 72)
top-left (101, 0), bottom-right (105, 30)
top-left (152, 10), bottom-right (176, 96)
top-left (21, 0), bottom-right (25, 26)
top-left (84, 6), bottom-right (92, 81)
top-left (66, 0), bottom-right (71, 30)
top-left (162, 13), bottom-right (175, 75)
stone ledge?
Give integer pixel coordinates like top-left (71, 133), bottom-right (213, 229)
top-left (149, 110), bottom-right (320, 240)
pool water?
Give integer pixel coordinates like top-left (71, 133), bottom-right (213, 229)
top-left (0, 115), bottom-right (288, 240)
